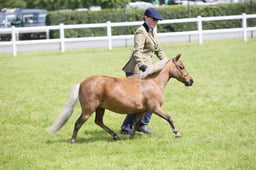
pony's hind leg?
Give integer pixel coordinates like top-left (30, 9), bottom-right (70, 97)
top-left (71, 112), bottom-right (92, 143)
top-left (95, 108), bottom-right (120, 140)
top-left (129, 113), bottom-right (144, 139)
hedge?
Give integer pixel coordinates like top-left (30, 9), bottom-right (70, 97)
top-left (46, 2), bottom-right (256, 38)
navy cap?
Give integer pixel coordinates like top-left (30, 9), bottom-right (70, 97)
top-left (144, 8), bottom-right (163, 20)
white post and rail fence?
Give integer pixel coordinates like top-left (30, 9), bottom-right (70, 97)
top-left (0, 13), bottom-right (256, 56)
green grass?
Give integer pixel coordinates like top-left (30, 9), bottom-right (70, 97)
top-left (0, 38), bottom-right (255, 169)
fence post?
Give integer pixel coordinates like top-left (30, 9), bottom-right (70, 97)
top-left (11, 26), bottom-right (17, 57)
top-left (197, 16), bottom-right (203, 45)
top-left (46, 29), bottom-right (50, 39)
top-left (59, 23), bottom-right (65, 52)
top-left (242, 13), bottom-right (247, 42)
top-left (107, 21), bottom-right (112, 50)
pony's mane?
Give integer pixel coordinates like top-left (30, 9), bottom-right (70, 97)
top-left (132, 58), bottom-right (169, 79)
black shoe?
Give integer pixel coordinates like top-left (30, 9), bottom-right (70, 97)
top-left (136, 125), bottom-right (152, 134)
top-left (120, 129), bottom-right (131, 135)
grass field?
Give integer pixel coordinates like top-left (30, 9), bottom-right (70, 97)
top-left (0, 38), bottom-right (255, 169)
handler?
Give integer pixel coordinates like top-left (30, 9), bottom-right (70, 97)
top-left (120, 8), bottom-right (166, 135)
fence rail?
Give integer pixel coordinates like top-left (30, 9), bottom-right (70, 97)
top-left (0, 13), bottom-right (256, 56)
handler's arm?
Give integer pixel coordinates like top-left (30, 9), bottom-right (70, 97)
top-left (154, 38), bottom-right (166, 60)
top-left (133, 30), bottom-right (147, 69)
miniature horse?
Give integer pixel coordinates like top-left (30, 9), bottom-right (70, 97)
top-left (47, 54), bottom-right (193, 143)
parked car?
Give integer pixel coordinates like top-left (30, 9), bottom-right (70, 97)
top-left (126, 1), bottom-right (154, 9)
top-left (168, 0), bottom-right (182, 5)
top-left (0, 9), bottom-right (15, 41)
top-left (0, 8), bottom-right (48, 41)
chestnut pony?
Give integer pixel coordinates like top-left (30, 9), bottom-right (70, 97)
top-left (47, 54), bottom-right (193, 143)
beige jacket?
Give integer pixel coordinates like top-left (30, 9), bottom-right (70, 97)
top-left (122, 23), bottom-right (166, 74)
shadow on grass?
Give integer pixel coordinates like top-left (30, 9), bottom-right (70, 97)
top-left (46, 129), bottom-right (144, 144)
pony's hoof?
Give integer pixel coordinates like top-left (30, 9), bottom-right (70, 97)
top-left (71, 139), bottom-right (76, 143)
top-left (113, 135), bottom-right (120, 140)
top-left (129, 135), bottom-right (135, 139)
top-left (175, 133), bottom-right (181, 138)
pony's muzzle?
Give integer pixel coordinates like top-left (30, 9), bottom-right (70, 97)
top-left (185, 79), bottom-right (194, 86)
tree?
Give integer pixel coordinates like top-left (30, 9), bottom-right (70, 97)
top-left (24, 0), bottom-right (60, 10)
top-left (1, 0), bottom-right (131, 11)
top-left (0, 0), bottom-right (26, 8)
top-left (82, 0), bottom-right (130, 9)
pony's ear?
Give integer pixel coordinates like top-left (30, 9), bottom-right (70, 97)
top-left (175, 53), bottom-right (181, 61)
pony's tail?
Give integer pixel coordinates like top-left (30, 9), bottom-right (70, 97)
top-left (46, 83), bottom-right (80, 134)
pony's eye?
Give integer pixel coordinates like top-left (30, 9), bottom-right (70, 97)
top-left (179, 65), bottom-right (184, 69)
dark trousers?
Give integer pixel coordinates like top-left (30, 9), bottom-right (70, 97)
top-left (120, 72), bottom-right (152, 131)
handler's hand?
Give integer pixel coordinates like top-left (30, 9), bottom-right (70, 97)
top-left (139, 65), bottom-right (147, 72)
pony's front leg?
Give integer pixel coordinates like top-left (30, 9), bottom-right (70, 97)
top-left (166, 114), bottom-right (181, 138)
top-left (166, 116), bottom-right (181, 138)
top-left (154, 107), bottom-right (181, 138)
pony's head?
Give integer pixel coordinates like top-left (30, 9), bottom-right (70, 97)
top-left (170, 54), bottom-right (194, 86)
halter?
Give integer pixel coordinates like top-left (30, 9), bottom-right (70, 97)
top-left (172, 58), bottom-right (189, 77)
